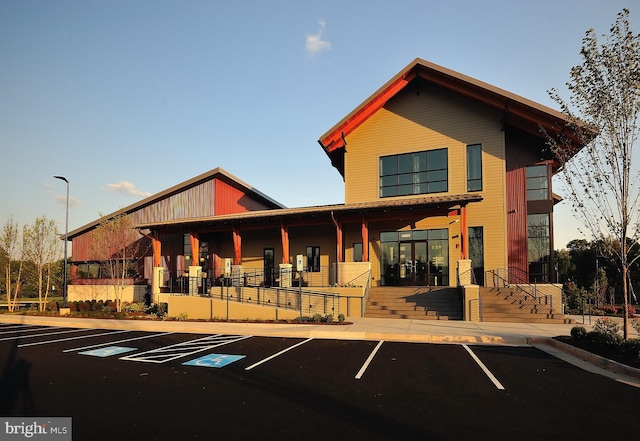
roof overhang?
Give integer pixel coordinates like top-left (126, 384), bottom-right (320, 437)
top-left (137, 193), bottom-right (482, 232)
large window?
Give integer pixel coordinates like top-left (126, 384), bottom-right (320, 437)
top-left (380, 149), bottom-right (448, 197)
top-left (467, 144), bottom-right (482, 192)
top-left (526, 165), bottom-right (549, 200)
top-left (528, 214), bottom-right (551, 282)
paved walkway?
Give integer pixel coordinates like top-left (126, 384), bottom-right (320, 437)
top-left (2, 313), bottom-right (639, 386)
top-left (0, 314), bottom-right (637, 345)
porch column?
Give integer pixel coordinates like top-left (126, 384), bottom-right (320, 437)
top-left (460, 204), bottom-right (468, 259)
top-left (151, 233), bottom-right (162, 301)
top-left (232, 226), bottom-right (242, 265)
top-left (188, 232), bottom-right (201, 296)
top-left (280, 222), bottom-right (290, 264)
top-left (189, 231), bottom-right (199, 262)
top-left (151, 233), bottom-right (162, 267)
top-left (361, 217), bottom-right (369, 262)
top-left (336, 221), bottom-right (343, 262)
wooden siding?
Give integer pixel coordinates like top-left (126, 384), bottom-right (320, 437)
top-left (136, 180), bottom-right (215, 223)
top-left (70, 176), bottom-right (275, 266)
top-left (214, 179), bottom-right (274, 215)
top-left (505, 128), bottom-right (550, 273)
top-left (344, 82), bottom-right (509, 274)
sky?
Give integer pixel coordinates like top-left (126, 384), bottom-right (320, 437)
top-left (1, 0), bottom-right (637, 251)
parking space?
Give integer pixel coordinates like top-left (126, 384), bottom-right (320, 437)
top-left (1, 325), bottom-right (638, 440)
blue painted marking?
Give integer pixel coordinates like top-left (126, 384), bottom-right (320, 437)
top-left (183, 353), bottom-right (245, 368)
top-left (79, 346), bottom-right (137, 357)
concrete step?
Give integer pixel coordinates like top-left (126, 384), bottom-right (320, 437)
top-left (365, 287), bottom-right (462, 320)
top-left (479, 287), bottom-right (573, 324)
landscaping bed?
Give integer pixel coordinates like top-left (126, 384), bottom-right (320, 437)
top-left (554, 318), bottom-right (640, 370)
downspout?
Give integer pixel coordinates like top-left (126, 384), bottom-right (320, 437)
top-left (331, 211), bottom-right (343, 263)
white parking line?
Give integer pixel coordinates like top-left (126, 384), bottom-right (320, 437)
top-left (0, 325), bottom-right (56, 335)
top-left (462, 344), bottom-right (505, 390)
top-left (63, 332), bottom-right (174, 352)
top-left (120, 334), bottom-right (251, 364)
top-left (355, 340), bottom-right (384, 380)
top-left (0, 327), bottom-right (94, 342)
top-left (245, 338), bottom-right (313, 371)
top-left (18, 330), bottom-right (131, 348)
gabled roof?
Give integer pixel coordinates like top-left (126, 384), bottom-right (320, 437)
top-left (67, 167), bottom-right (285, 239)
top-left (318, 58), bottom-right (590, 176)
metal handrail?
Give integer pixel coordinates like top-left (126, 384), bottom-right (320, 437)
top-left (158, 266), bottom-right (370, 319)
top-left (487, 268), bottom-right (553, 311)
top-left (457, 268), bottom-right (477, 286)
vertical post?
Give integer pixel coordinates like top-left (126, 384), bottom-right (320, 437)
top-left (54, 176), bottom-right (69, 308)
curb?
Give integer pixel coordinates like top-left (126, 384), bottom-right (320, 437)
top-left (529, 336), bottom-right (640, 381)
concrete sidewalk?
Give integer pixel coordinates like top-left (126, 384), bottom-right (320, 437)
top-left (0, 313), bottom-right (636, 345)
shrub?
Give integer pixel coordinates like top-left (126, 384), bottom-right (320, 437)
top-left (587, 318), bottom-right (622, 346)
top-left (603, 306), bottom-right (619, 316)
top-left (175, 312), bottom-right (188, 321)
top-left (593, 317), bottom-right (620, 334)
top-left (570, 326), bottom-right (588, 339)
top-left (632, 319), bottom-right (640, 334)
top-left (312, 313), bottom-right (323, 323)
top-left (338, 313), bottom-right (345, 323)
top-left (620, 339), bottom-right (640, 361)
top-left (588, 330), bottom-right (622, 346)
top-left (146, 302), bottom-right (167, 317)
top-left (325, 314), bottom-right (334, 323)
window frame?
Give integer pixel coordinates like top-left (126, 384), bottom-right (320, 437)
top-left (526, 164), bottom-right (550, 201)
top-left (466, 144), bottom-right (483, 192)
top-left (379, 148), bottom-right (448, 198)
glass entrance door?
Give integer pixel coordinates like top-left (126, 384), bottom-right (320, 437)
top-left (399, 241), bottom-right (428, 285)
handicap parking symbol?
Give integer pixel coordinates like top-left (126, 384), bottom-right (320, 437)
top-left (183, 354), bottom-right (245, 368)
top-left (79, 346), bottom-right (137, 357)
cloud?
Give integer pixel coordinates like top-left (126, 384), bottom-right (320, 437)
top-left (305, 19), bottom-right (331, 56)
top-left (54, 193), bottom-right (79, 207)
top-left (107, 181), bottom-right (152, 198)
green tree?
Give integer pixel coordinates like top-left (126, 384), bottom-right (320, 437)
top-left (548, 9), bottom-right (640, 339)
top-left (0, 218), bottom-right (26, 311)
top-left (90, 213), bottom-right (140, 312)
top-left (23, 216), bottom-right (61, 311)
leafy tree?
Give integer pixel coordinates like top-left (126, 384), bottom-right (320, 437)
top-left (90, 213), bottom-right (140, 312)
top-left (23, 216), bottom-right (61, 311)
top-left (0, 218), bottom-right (25, 311)
top-left (547, 9), bottom-right (640, 339)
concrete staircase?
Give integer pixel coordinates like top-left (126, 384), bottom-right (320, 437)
top-left (479, 286), bottom-right (573, 323)
top-left (365, 287), bottom-right (462, 320)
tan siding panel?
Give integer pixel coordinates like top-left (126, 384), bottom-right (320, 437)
top-left (344, 84), bottom-right (508, 270)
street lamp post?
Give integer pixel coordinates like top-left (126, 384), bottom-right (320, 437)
top-left (54, 176), bottom-right (69, 308)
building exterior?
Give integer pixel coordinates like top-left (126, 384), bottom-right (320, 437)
top-left (65, 58), bottom-right (586, 318)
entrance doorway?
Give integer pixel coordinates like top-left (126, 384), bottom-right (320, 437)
top-left (399, 241), bottom-right (428, 285)
top-left (380, 229), bottom-right (449, 286)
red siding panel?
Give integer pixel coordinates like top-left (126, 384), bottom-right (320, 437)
top-left (214, 179), bottom-right (272, 215)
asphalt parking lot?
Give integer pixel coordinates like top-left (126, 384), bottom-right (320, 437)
top-left (1, 323), bottom-right (639, 441)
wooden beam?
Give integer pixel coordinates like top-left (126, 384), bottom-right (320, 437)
top-left (280, 222), bottom-right (289, 264)
top-left (189, 232), bottom-right (199, 265)
top-left (361, 217), bottom-right (369, 262)
top-left (232, 227), bottom-right (242, 265)
top-left (460, 205), bottom-right (468, 259)
top-left (151, 233), bottom-right (162, 267)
